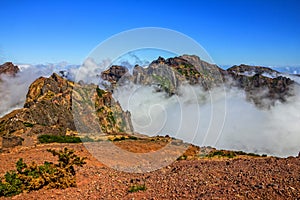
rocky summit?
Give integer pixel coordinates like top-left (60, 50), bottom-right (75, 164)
top-left (0, 56), bottom-right (298, 147)
top-left (0, 59), bottom-right (299, 199)
top-left (0, 73), bottom-right (133, 149)
top-left (102, 55), bottom-right (224, 95)
top-left (0, 62), bottom-right (19, 77)
top-left (226, 65), bottom-right (294, 107)
top-left (101, 55), bottom-right (296, 107)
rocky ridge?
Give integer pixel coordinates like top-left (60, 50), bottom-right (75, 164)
top-left (102, 55), bottom-right (224, 95)
top-left (0, 56), bottom-right (298, 148)
top-left (102, 55), bottom-right (296, 107)
top-left (0, 59), bottom-right (299, 199)
top-left (0, 62), bottom-right (19, 77)
top-left (0, 73), bottom-right (133, 149)
top-left (226, 65), bottom-right (294, 107)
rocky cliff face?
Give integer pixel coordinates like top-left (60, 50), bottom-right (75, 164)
top-left (0, 73), bottom-right (133, 148)
top-left (102, 55), bottom-right (224, 95)
top-left (101, 55), bottom-right (296, 107)
top-left (0, 57), bottom-right (297, 148)
top-left (226, 64), bottom-right (295, 107)
top-left (227, 64), bottom-right (280, 77)
top-left (72, 82), bottom-right (133, 135)
top-left (0, 62), bottom-right (19, 77)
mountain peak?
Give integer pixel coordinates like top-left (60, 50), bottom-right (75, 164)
top-left (0, 73), bottom-right (133, 148)
top-left (0, 62), bottom-right (20, 77)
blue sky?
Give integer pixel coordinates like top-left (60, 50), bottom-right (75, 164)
top-left (0, 0), bottom-right (299, 66)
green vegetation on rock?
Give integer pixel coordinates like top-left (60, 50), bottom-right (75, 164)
top-left (128, 178), bottom-right (146, 193)
top-left (0, 148), bottom-right (86, 197)
top-left (128, 184), bottom-right (146, 193)
top-left (205, 150), bottom-right (265, 158)
top-left (38, 135), bottom-right (82, 143)
top-left (37, 134), bottom-right (98, 144)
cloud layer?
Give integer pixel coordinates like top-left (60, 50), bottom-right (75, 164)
top-left (113, 83), bottom-right (300, 157)
top-left (1, 62), bottom-right (299, 157)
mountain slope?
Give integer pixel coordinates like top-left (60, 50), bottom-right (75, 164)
top-left (0, 73), bottom-right (133, 148)
top-left (225, 64), bottom-right (295, 107)
top-left (102, 55), bottom-right (224, 94)
top-left (0, 62), bottom-right (19, 77)
top-left (102, 56), bottom-right (296, 107)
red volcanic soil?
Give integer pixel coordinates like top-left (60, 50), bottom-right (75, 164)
top-left (0, 142), bottom-right (299, 199)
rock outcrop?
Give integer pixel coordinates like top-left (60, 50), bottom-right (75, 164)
top-left (102, 55), bottom-right (224, 95)
top-left (101, 56), bottom-right (296, 108)
top-left (101, 65), bottom-right (129, 84)
top-left (226, 64), bottom-right (295, 107)
top-left (0, 73), bottom-right (133, 148)
top-left (0, 57), bottom-right (298, 148)
top-left (227, 64), bottom-right (280, 77)
top-left (0, 62), bottom-right (19, 77)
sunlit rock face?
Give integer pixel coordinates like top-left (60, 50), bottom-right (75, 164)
top-left (0, 73), bottom-right (133, 148)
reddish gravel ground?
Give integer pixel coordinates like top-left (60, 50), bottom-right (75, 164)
top-left (0, 143), bottom-right (300, 199)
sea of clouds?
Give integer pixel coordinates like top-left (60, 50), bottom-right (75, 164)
top-left (0, 61), bottom-right (299, 157)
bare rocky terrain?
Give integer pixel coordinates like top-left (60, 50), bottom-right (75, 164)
top-left (0, 141), bottom-right (299, 200)
top-left (0, 58), bottom-right (300, 199)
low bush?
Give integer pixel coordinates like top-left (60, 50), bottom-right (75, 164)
top-left (205, 150), bottom-right (264, 158)
top-left (109, 135), bottom-right (138, 142)
top-left (128, 178), bottom-right (146, 193)
top-left (128, 135), bottom-right (138, 140)
top-left (128, 184), bottom-right (146, 193)
top-left (38, 135), bottom-right (83, 143)
top-left (0, 148), bottom-right (86, 197)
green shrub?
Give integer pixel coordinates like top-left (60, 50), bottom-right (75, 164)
top-left (110, 136), bottom-right (126, 142)
top-left (96, 87), bottom-right (105, 97)
top-left (0, 148), bottom-right (86, 197)
top-left (128, 184), bottom-right (146, 193)
top-left (128, 135), bottom-right (138, 140)
top-left (38, 135), bottom-right (82, 143)
top-left (38, 135), bottom-right (99, 144)
top-left (177, 155), bottom-right (187, 160)
top-left (23, 122), bottom-right (34, 127)
top-left (0, 171), bottom-right (23, 197)
top-left (206, 150), bottom-right (263, 158)
top-left (80, 136), bottom-right (99, 142)
top-left (246, 152), bottom-right (260, 157)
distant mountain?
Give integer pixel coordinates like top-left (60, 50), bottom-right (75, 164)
top-left (102, 56), bottom-right (296, 108)
top-left (0, 56), bottom-right (298, 148)
top-left (227, 64), bottom-right (280, 77)
top-left (102, 55), bottom-right (224, 94)
top-left (271, 66), bottom-right (300, 75)
top-left (0, 62), bottom-right (19, 77)
top-left (225, 64), bottom-right (294, 107)
top-left (12, 62), bottom-right (80, 81)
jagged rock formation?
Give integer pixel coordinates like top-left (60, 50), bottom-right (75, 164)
top-left (0, 57), bottom-right (298, 148)
top-left (102, 55), bottom-right (224, 94)
top-left (101, 65), bottom-right (129, 84)
top-left (227, 64), bottom-right (280, 77)
top-left (0, 73), bottom-right (133, 148)
top-left (72, 82), bottom-right (133, 135)
top-left (0, 62), bottom-right (19, 77)
top-left (226, 65), bottom-right (294, 107)
top-left (101, 56), bottom-right (296, 108)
